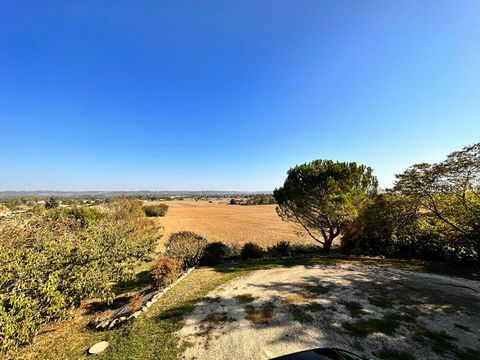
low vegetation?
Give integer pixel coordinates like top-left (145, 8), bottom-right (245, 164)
top-left (0, 198), bottom-right (159, 354)
top-left (150, 257), bottom-right (184, 289)
top-left (267, 240), bottom-right (291, 257)
top-left (143, 203), bottom-right (169, 217)
top-left (164, 231), bottom-right (208, 267)
top-left (200, 242), bottom-right (231, 266)
top-left (240, 242), bottom-right (264, 260)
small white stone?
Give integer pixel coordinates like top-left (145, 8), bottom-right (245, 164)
top-left (108, 319), bottom-right (119, 329)
top-left (88, 341), bottom-right (109, 355)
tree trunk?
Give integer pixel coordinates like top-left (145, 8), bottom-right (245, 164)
top-left (322, 239), bottom-right (332, 253)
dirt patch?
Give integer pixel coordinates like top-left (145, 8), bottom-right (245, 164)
top-left (178, 263), bottom-right (480, 360)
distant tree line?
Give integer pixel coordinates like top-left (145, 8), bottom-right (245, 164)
top-left (230, 194), bottom-right (276, 206)
top-left (274, 143), bottom-right (479, 264)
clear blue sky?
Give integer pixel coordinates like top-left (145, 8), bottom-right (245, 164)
top-left (1, 1), bottom-right (479, 191)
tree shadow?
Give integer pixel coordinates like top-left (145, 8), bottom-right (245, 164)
top-left (211, 256), bottom-right (339, 274)
top-left (170, 263), bottom-right (480, 359)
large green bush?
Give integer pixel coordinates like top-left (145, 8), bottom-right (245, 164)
top-left (267, 241), bottom-right (292, 257)
top-left (164, 231), bottom-right (207, 267)
top-left (143, 203), bottom-right (169, 217)
top-left (240, 242), bottom-right (264, 260)
top-left (200, 242), bottom-right (230, 266)
top-left (0, 198), bottom-right (159, 353)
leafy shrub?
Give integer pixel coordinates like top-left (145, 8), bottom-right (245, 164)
top-left (240, 242), bottom-right (264, 260)
top-left (164, 231), bottom-right (207, 267)
top-left (267, 241), bottom-right (291, 257)
top-left (200, 242), bottom-right (230, 265)
top-left (0, 198), bottom-right (159, 354)
top-left (143, 203), bottom-right (169, 217)
top-left (341, 194), bottom-right (452, 262)
top-left (150, 257), bottom-right (184, 289)
top-left (59, 206), bottom-right (102, 228)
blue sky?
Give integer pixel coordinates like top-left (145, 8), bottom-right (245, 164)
top-left (1, 1), bottom-right (479, 191)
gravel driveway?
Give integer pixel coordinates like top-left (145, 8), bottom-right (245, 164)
top-left (178, 263), bottom-right (480, 360)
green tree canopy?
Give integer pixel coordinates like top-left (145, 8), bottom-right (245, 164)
top-left (394, 142), bottom-right (480, 260)
top-left (274, 160), bottom-right (378, 252)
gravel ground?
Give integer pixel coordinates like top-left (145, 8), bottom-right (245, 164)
top-left (178, 263), bottom-right (480, 360)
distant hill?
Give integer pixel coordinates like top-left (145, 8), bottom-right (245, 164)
top-left (0, 190), bottom-right (272, 198)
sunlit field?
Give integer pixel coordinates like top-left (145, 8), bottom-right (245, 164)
top-left (154, 199), bottom-right (309, 249)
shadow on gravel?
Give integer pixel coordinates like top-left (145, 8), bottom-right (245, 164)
top-left (178, 263), bottom-right (480, 360)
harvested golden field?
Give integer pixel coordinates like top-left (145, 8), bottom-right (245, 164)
top-left (153, 199), bottom-right (310, 249)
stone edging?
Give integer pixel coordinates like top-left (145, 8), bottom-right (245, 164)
top-left (95, 267), bottom-right (195, 330)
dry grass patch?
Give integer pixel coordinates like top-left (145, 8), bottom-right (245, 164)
top-left (127, 294), bottom-right (144, 313)
top-left (156, 199), bottom-right (310, 249)
top-left (281, 293), bottom-right (314, 304)
top-left (234, 294), bottom-right (256, 303)
top-left (244, 302), bottom-right (275, 324)
top-left (198, 312), bottom-right (236, 349)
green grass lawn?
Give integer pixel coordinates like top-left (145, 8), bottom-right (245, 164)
top-left (9, 256), bottom-right (479, 360)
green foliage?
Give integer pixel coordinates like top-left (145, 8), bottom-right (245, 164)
top-left (143, 203), bottom-right (169, 217)
top-left (0, 198), bottom-right (159, 353)
top-left (267, 241), bottom-right (291, 257)
top-left (245, 194), bottom-right (276, 205)
top-left (200, 242), bottom-right (230, 266)
top-left (58, 206), bottom-right (102, 228)
top-left (164, 231), bottom-right (207, 267)
top-left (240, 242), bottom-right (264, 260)
top-left (343, 143), bottom-right (480, 264)
top-left (274, 160), bottom-right (378, 252)
top-left (150, 257), bottom-right (184, 289)
top-left (393, 143), bottom-right (480, 262)
top-left (342, 194), bottom-right (426, 257)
